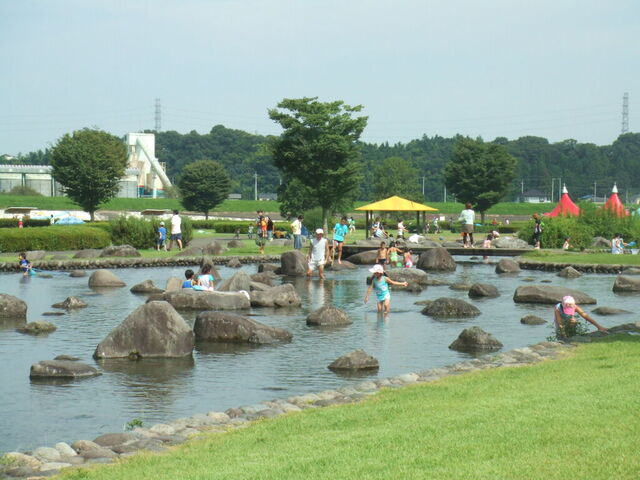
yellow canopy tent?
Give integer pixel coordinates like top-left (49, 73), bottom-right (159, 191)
top-left (355, 195), bottom-right (438, 236)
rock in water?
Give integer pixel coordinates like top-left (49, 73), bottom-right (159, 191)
top-left (217, 271), bottom-right (252, 292)
top-left (226, 258), bottom-right (242, 268)
top-left (165, 277), bottom-right (183, 292)
top-left (468, 283), bottom-right (500, 298)
top-left (151, 290), bottom-right (250, 311)
top-left (250, 284), bottom-right (302, 308)
top-left (130, 280), bottom-right (164, 294)
top-left (449, 327), bottom-right (503, 352)
top-left (30, 360), bottom-right (100, 378)
top-left (250, 272), bottom-right (276, 286)
top-left (0, 293), bottom-right (27, 319)
top-left (416, 248), bottom-right (456, 272)
top-left (94, 301), bottom-right (194, 359)
top-left (344, 250), bottom-right (379, 265)
top-left (194, 312), bottom-right (292, 344)
top-left (421, 297), bottom-right (480, 318)
top-left (612, 275), bottom-right (640, 293)
top-left (100, 245), bottom-right (141, 257)
top-left (307, 306), bottom-right (352, 326)
top-left (328, 350), bottom-right (379, 371)
top-left (279, 251), bottom-right (309, 275)
top-left (385, 268), bottom-right (429, 285)
top-left (69, 270), bottom-right (86, 278)
top-left (17, 321), bottom-right (57, 335)
top-left (513, 285), bottom-right (596, 304)
top-left (590, 307), bottom-right (631, 315)
top-left (88, 270), bottom-right (126, 288)
top-left (495, 258), bottom-right (521, 274)
top-left (557, 267), bottom-right (582, 278)
top-left (520, 315), bottom-right (547, 325)
top-left (258, 263), bottom-right (279, 273)
top-left (52, 296), bottom-right (88, 309)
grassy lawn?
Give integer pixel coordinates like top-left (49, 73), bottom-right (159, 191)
top-left (522, 250), bottom-right (640, 265)
top-left (54, 337), bottom-right (640, 480)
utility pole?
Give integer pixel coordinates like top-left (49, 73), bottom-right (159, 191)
top-left (443, 185), bottom-right (447, 202)
top-left (254, 172), bottom-right (258, 201)
top-left (622, 92), bottom-right (629, 134)
top-left (155, 98), bottom-right (161, 132)
top-left (551, 178), bottom-right (555, 204)
top-left (422, 176), bottom-right (425, 196)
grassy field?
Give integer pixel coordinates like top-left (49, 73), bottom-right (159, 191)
top-left (0, 194), bottom-right (551, 216)
top-left (522, 250), bottom-right (640, 265)
top-left (53, 337), bottom-right (640, 480)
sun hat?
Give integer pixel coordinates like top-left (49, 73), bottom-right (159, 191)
top-left (369, 264), bottom-right (384, 274)
top-left (315, 228), bottom-right (324, 234)
top-left (562, 296), bottom-right (576, 315)
top-left (160, 221), bottom-right (165, 225)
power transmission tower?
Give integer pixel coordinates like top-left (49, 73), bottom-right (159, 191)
top-left (621, 92), bottom-right (629, 134)
top-left (155, 98), bottom-right (162, 132)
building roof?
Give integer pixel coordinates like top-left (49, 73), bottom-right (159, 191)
top-left (355, 195), bottom-right (438, 212)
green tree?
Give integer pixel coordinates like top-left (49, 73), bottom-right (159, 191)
top-left (444, 137), bottom-right (517, 221)
top-left (373, 156), bottom-right (422, 201)
top-left (268, 97), bottom-right (368, 229)
top-left (178, 160), bottom-right (231, 219)
top-left (50, 129), bottom-right (127, 221)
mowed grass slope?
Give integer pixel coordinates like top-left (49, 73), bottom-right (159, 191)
top-left (57, 337), bottom-right (640, 480)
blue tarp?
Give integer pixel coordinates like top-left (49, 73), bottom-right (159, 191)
top-left (55, 216), bottom-right (85, 225)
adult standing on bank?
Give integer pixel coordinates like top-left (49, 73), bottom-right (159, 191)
top-left (291, 215), bottom-right (303, 250)
top-left (532, 213), bottom-right (543, 249)
top-left (168, 210), bottom-right (182, 251)
top-left (458, 202), bottom-right (475, 248)
top-left (307, 228), bottom-right (330, 280)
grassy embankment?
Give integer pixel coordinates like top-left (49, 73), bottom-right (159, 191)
top-left (53, 337), bottom-right (640, 480)
top-left (522, 250), bottom-right (640, 266)
top-left (0, 194), bottom-right (552, 216)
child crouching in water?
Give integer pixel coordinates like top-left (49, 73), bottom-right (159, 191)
top-left (554, 295), bottom-right (608, 339)
top-left (19, 252), bottom-right (32, 276)
top-left (364, 264), bottom-right (408, 314)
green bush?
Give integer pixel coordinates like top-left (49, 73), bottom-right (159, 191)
top-left (0, 226), bottom-right (110, 252)
top-left (0, 218), bottom-right (51, 228)
top-left (191, 219), bottom-right (217, 230)
top-left (109, 216), bottom-right (193, 249)
top-left (213, 220), bottom-right (289, 234)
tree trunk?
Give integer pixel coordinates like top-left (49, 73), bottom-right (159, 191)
top-left (89, 210), bottom-right (95, 222)
top-left (480, 211), bottom-right (485, 224)
top-left (322, 206), bottom-right (329, 233)
top-left (205, 211), bottom-right (209, 220)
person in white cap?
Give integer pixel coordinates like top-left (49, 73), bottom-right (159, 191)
top-left (156, 221), bottom-right (167, 251)
top-left (553, 295), bottom-right (608, 338)
top-left (364, 264), bottom-right (408, 314)
top-left (307, 228), bottom-right (330, 279)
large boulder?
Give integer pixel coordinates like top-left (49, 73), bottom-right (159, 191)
top-left (130, 280), bottom-right (164, 294)
top-left (328, 350), bottom-right (379, 371)
top-left (152, 290), bottom-right (250, 311)
top-left (88, 270), bottom-right (126, 288)
top-left (250, 284), bottom-right (301, 308)
top-left (416, 248), bottom-right (456, 272)
top-left (69, 270), bottom-right (87, 278)
top-left (344, 250), bottom-right (378, 265)
top-left (513, 285), bottom-right (596, 304)
top-left (52, 296), bottom-right (88, 309)
top-left (385, 268), bottom-right (429, 285)
top-left (557, 266), bottom-right (582, 278)
top-left (306, 306), bottom-right (352, 326)
top-left (591, 236), bottom-right (611, 248)
top-left (227, 240), bottom-right (245, 249)
top-left (0, 294), bottom-right (27, 319)
top-left (250, 272), bottom-right (276, 286)
top-left (495, 258), bottom-right (521, 274)
top-left (201, 240), bottom-right (227, 256)
top-left (449, 327), bottom-right (503, 352)
top-left (612, 275), bottom-right (640, 292)
top-left (622, 267), bottom-right (640, 275)
top-left (194, 312), bottom-right (292, 344)
top-left (421, 297), bottom-right (480, 318)
top-left (30, 360), bottom-right (100, 378)
top-left (326, 261), bottom-right (358, 271)
top-left (165, 276), bottom-right (183, 292)
top-left (226, 258), bottom-right (242, 268)
top-left (217, 271), bottom-right (252, 292)
top-left (94, 301), bottom-right (194, 359)
top-left (493, 236), bottom-right (530, 249)
top-left (17, 321), bottom-right (57, 335)
top-left (468, 283), bottom-right (499, 298)
top-left (279, 251), bottom-right (309, 275)
top-left (73, 249), bottom-right (102, 259)
top-left (100, 245), bottom-right (141, 257)
top-left (258, 263), bottom-right (280, 273)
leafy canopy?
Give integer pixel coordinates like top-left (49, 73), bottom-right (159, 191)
top-left (50, 129), bottom-right (127, 220)
top-left (268, 97), bottom-right (368, 226)
top-left (444, 137), bottom-right (517, 216)
top-left (373, 156), bottom-right (423, 201)
top-left (178, 160), bottom-right (231, 218)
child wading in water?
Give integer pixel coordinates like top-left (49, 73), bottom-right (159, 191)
top-left (376, 242), bottom-right (388, 267)
top-left (364, 264), bottom-right (408, 314)
top-left (554, 295), bottom-right (608, 339)
top-left (18, 252), bottom-right (32, 276)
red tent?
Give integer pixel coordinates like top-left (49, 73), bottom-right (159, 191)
top-left (545, 185), bottom-right (580, 217)
top-left (603, 183), bottom-right (629, 216)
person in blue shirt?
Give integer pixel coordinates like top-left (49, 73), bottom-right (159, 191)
top-left (156, 222), bottom-right (167, 251)
top-left (18, 252), bottom-right (32, 276)
top-left (182, 269), bottom-right (196, 288)
top-left (331, 216), bottom-right (350, 264)
top-left (364, 264), bottom-right (407, 314)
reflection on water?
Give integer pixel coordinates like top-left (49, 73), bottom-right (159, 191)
top-left (1, 261), bottom-right (637, 453)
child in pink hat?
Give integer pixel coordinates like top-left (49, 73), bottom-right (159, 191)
top-left (553, 295), bottom-right (608, 338)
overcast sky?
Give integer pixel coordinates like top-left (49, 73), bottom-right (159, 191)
top-left (1, 0), bottom-right (638, 155)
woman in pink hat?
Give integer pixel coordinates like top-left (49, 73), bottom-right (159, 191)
top-left (364, 264), bottom-right (408, 314)
top-left (553, 296), bottom-right (608, 338)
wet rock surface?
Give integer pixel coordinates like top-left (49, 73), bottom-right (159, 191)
top-left (449, 327), bottom-right (503, 352)
top-left (30, 360), bottom-right (100, 378)
top-left (513, 285), bottom-right (596, 304)
top-left (421, 297), bottom-right (481, 318)
top-left (52, 296), bottom-right (88, 309)
top-left (194, 312), bottom-right (292, 344)
top-left (307, 306), bottom-right (352, 326)
top-left (328, 349), bottom-right (379, 371)
top-left (416, 247), bottom-right (456, 272)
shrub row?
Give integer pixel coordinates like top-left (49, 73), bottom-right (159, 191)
top-left (0, 226), bottom-right (110, 252)
top-left (109, 216), bottom-right (193, 249)
top-left (0, 218), bottom-right (51, 228)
